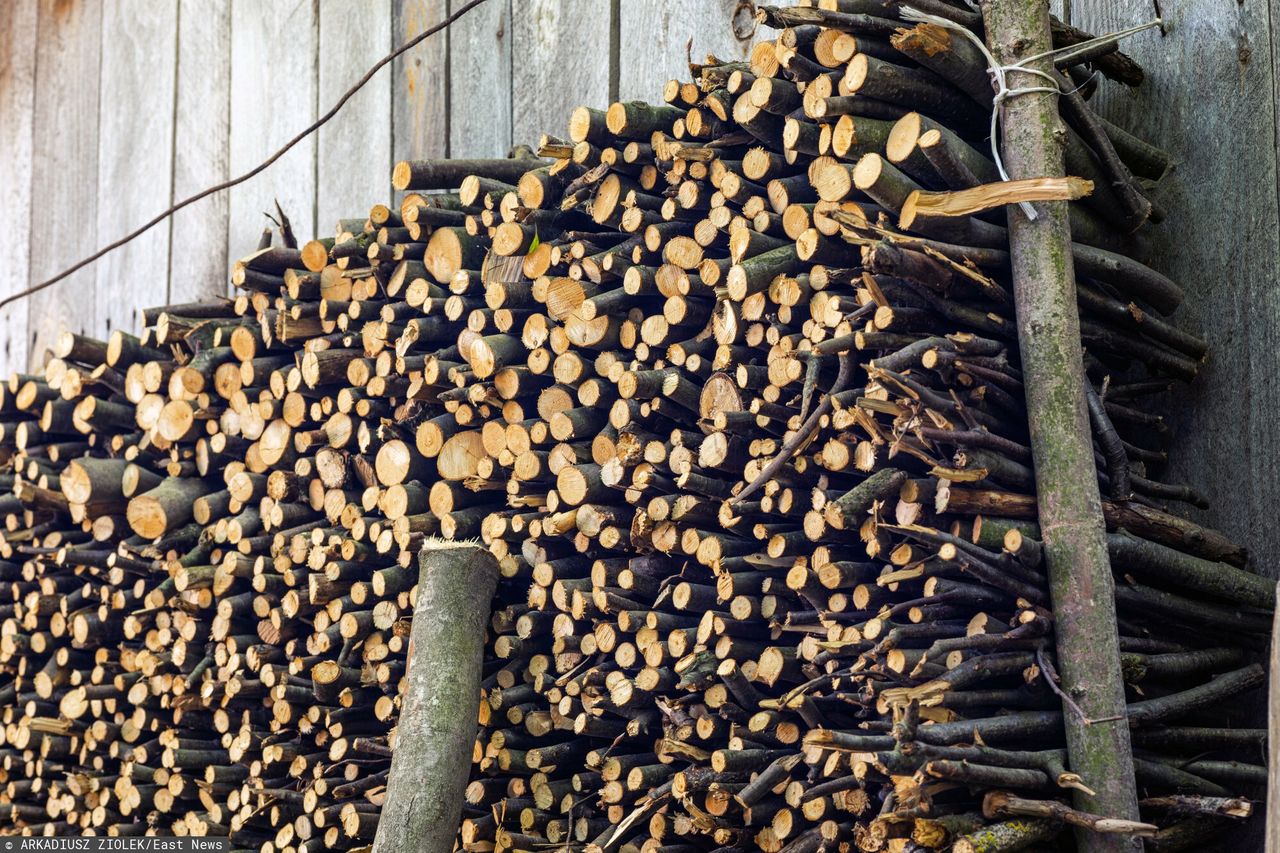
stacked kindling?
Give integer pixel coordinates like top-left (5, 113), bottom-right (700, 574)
top-left (0, 3), bottom-right (1270, 851)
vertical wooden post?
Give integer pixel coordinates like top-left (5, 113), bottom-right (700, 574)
top-left (1267, 582), bottom-right (1280, 853)
top-left (373, 540), bottom-right (499, 853)
top-left (980, 3), bottom-right (1142, 851)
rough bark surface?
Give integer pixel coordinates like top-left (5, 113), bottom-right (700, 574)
top-left (372, 541), bottom-right (499, 853)
top-left (1269, 586), bottom-right (1280, 853)
top-left (981, 2), bottom-right (1142, 851)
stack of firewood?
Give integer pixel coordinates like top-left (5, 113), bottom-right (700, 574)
top-left (0, 3), bottom-right (1269, 851)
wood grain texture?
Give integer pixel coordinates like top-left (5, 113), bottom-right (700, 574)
top-left (96, 0), bottom-right (177, 339)
top-left (1270, 586), bottom-right (1280, 853)
top-left (228, 0), bottom-right (318, 272)
top-left (392, 0), bottom-right (449, 163)
top-left (171, 0), bottom-right (231, 304)
top-left (617, 0), bottom-right (755, 102)
top-left (0, 0), bottom-right (37, 373)
top-left (511, 0), bottom-right (613, 147)
top-left (318, 0), bottom-right (393, 234)
top-left (27, 0), bottom-right (102, 366)
top-left (1069, 1), bottom-right (1280, 578)
top-left (448, 0), bottom-right (512, 157)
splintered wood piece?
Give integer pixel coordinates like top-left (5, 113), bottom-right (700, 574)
top-left (900, 176), bottom-right (1094, 230)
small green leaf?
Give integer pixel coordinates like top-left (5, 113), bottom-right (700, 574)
top-left (527, 228), bottom-right (541, 256)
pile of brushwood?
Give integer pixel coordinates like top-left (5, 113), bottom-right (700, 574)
top-left (0, 2), bottom-right (1269, 851)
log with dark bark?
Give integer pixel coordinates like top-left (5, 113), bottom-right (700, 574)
top-left (982, 2), bottom-right (1140, 850)
top-left (373, 542), bottom-right (499, 853)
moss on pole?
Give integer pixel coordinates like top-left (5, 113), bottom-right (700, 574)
top-left (373, 541), bottom-right (500, 853)
top-left (980, 2), bottom-right (1142, 850)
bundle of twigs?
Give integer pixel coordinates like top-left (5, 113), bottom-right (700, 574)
top-left (0, 2), bottom-right (1268, 851)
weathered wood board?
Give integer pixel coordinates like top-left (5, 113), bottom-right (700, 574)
top-left (171, 0), bottom-right (232, 304)
top-left (228, 0), bottom-right (318, 271)
top-left (618, 0), bottom-right (756, 102)
top-left (393, 0), bottom-right (449, 163)
top-left (318, 0), bottom-right (393, 234)
top-left (448, 0), bottom-right (513, 158)
top-left (96, 1), bottom-right (177, 339)
top-left (27, 0), bottom-right (102, 366)
top-left (1070, 0), bottom-right (1280, 575)
top-left (0, 0), bottom-right (37, 372)
top-left (511, 0), bottom-right (614, 147)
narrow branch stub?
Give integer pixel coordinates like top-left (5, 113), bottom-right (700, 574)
top-left (980, 2), bottom-right (1142, 852)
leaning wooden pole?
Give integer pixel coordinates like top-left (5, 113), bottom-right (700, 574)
top-left (1268, 582), bottom-right (1280, 853)
top-left (372, 541), bottom-right (500, 853)
top-left (981, 2), bottom-right (1143, 851)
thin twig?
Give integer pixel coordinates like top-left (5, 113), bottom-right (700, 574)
top-left (0, 0), bottom-right (491, 313)
top-left (731, 351), bottom-right (854, 506)
top-left (274, 199), bottom-right (296, 249)
top-left (797, 356), bottom-right (821, 422)
top-left (1084, 377), bottom-right (1131, 499)
top-left (1037, 646), bottom-right (1125, 726)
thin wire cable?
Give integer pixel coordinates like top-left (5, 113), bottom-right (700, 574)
top-left (0, 0), bottom-right (490, 313)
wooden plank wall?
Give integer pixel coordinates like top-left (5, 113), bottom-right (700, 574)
top-left (317, 0), bottom-right (392, 237)
top-left (0, 0), bottom-right (37, 372)
top-left (618, 0), bottom-right (756, 101)
top-left (511, 0), bottom-right (613, 149)
top-left (1066, 1), bottom-right (1280, 574)
top-left (392, 0), bottom-right (448, 164)
top-left (227, 0), bottom-right (318, 282)
top-left (170, 0), bottom-right (232, 306)
top-left (26, 0), bottom-right (101, 369)
top-left (96, 1), bottom-right (177, 340)
top-left (449, 0), bottom-right (513, 158)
